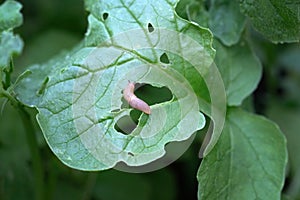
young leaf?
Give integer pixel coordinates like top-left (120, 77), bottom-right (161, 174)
top-left (0, 31), bottom-right (23, 69)
top-left (0, 1), bottom-right (23, 69)
top-left (0, 0), bottom-right (22, 32)
top-left (197, 108), bottom-right (287, 199)
top-left (16, 0), bottom-right (217, 171)
top-left (240, 0), bottom-right (300, 43)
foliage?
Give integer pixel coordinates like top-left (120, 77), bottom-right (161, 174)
top-left (1, 0), bottom-right (299, 199)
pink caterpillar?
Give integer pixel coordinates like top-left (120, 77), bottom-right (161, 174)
top-left (123, 81), bottom-right (151, 114)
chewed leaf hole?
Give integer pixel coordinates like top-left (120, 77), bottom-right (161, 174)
top-left (134, 84), bottom-right (172, 105)
top-left (114, 115), bottom-right (137, 135)
top-left (118, 84), bottom-right (173, 135)
top-left (147, 23), bottom-right (154, 33)
top-left (102, 12), bottom-right (109, 20)
top-left (160, 53), bottom-right (170, 64)
top-left (37, 77), bottom-right (49, 96)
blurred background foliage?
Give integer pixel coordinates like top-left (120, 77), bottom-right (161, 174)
top-left (0, 0), bottom-right (300, 199)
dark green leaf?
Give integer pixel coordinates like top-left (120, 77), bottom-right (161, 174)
top-left (182, 0), bottom-right (246, 46)
top-left (267, 102), bottom-right (300, 199)
top-left (198, 108), bottom-right (287, 199)
top-left (240, 0), bottom-right (300, 43)
top-left (208, 0), bottom-right (246, 46)
top-left (214, 39), bottom-right (262, 106)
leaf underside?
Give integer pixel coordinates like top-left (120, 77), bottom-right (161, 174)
top-left (16, 0), bottom-right (215, 170)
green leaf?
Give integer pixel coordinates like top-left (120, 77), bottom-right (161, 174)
top-left (240, 0), bottom-right (300, 43)
top-left (16, 0), bottom-right (217, 170)
top-left (0, 1), bottom-right (23, 69)
top-left (214, 39), bottom-right (262, 106)
top-left (197, 108), bottom-right (287, 199)
top-left (181, 0), bottom-right (246, 46)
top-left (266, 101), bottom-right (300, 199)
top-left (186, 1), bottom-right (209, 28)
top-left (0, 0), bottom-right (22, 32)
top-left (0, 31), bottom-right (23, 69)
top-left (208, 0), bottom-right (246, 46)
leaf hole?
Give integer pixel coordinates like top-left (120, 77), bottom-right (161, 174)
top-left (136, 84), bottom-right (172, 103)
top-left (111, 109), bottom-right (120, 113)
top-left (160, 53), bottom-right (170, 64)
top-left (117, 84), bottom-right (173, 135)
top-left (114, 115), bottom-right (137, 135)
top-left (147, 23), bottom-right (154, 33)
top-left (128, 152), bottom-right (134, 156)
top-left (37, 77), bottom-right (49, 96)
top-left (102, 12), bottom-right (109, 20)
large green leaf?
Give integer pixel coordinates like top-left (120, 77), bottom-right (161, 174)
top-left (0, 0), bottom-right (23, 69)
top-left (197, 108), bottom-right (287, 199)
top-left (16, 0), bottom-right (222, 171)
top-left (214, 39), bottom-right (262, 106)
top-left (240, 0), bottom-right (300, 43)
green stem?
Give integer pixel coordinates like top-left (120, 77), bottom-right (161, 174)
top-left (1, 87), bottom-right (45, 200)
top-left (81, 173), bottom-right (97, 200)
top-left (18, 107), bottom-right (45, 200)
top-left (0, 70), bottom-right (4, 91)
top-left (2, 59), bottom-right (13, 90)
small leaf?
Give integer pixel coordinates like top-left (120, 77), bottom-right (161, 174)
top-left (0, 0), bottom-right (23, 32)
top-left (214, 39), bottom-right (262, 106)
top-left (0, 31), bottom-right (23, 69)
top-left (240, 0), bottom-right (300, 43)
top-left (197, 108), bottom-right (287, 199)
top-left (0, 1), bottom-right (23, 70)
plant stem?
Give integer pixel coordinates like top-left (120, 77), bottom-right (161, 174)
top-left (18, 107), bottom-right (45, 200)
top-left (1, 87), bottom-right (45, 200)
top-left (81, 173), bottom-right (97, 200)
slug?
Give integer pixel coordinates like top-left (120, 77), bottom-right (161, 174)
top-left (123, 82), bottom-right (151, 114)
